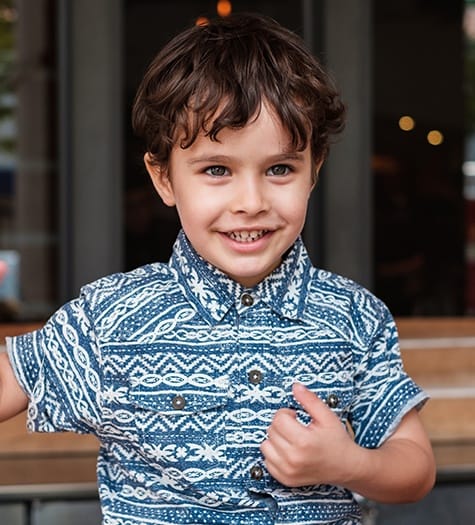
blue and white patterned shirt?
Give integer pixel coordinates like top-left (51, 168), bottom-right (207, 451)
top-left (7, 231), bottom-right (427, 525)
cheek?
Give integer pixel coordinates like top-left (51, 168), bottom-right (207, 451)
top-left (174, 192), bottom-right (216, 226)
top-left (280, 188), bottom-right (311, 219)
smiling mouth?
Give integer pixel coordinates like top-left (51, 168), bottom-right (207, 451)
top-left (227, 230), bottom-right (268, 242)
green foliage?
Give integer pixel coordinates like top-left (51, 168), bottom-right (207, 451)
top-left (0, 0), bottom-right (16, 155)
top-left (0, 136), bottom-right (15, 152)
top-left (467, 40), bottom-right (475, 133)
top-left (0, 0), bottom-right (15, 53)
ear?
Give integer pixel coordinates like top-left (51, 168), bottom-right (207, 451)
top-left (144, 153), bottom-right (176, 207)
top-left (310, 159), bottom-right (324, 192)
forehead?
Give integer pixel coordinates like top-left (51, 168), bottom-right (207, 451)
top-left (180, 104), bottom-right (296, 153)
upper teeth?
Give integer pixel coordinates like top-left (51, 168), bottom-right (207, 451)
top-left (229, 230), bottom-right (266, 242)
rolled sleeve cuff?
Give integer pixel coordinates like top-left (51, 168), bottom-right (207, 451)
top-left (6, 331), bottom-right (42, 400)
top-left (353, 376), bottom-right (429, 448)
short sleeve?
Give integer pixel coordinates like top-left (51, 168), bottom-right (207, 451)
top-left (349, 306), bottom-right (428, 448)
top-left (6, 296), bottom-right (102, 434)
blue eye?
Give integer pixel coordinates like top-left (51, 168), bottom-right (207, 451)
top-left (268, 164), bottom-right (291, 176)
top-left (205, 165), bottom-right (228, 177)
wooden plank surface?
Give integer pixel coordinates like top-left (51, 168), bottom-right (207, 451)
top-left (396, 317), bottom-right (475, 339)
top-left (396, 318), bottom-right (475, 475)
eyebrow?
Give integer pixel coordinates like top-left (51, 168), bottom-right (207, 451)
top-left (186, 151), bottom-right (306, 166)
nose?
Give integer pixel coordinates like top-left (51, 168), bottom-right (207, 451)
top-left (230, 175), bottom-right (270, 215)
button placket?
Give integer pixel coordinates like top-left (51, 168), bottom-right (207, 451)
top-left (238, 290), bottom-right (264, 486)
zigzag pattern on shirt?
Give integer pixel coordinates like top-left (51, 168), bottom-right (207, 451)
top-left (103, 347), bottom-right (355, 375)
top-left (136, 409), bottom-right (227, 434)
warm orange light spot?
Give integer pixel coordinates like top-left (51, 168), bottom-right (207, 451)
top-left (427, 130), bottom-right (444, 146)
top-left (217, 0), bottom-right (232, 17)
top-left (398, 115), bottom-right (415, 131)
top-left (195, 16), bottom-right (209, 26)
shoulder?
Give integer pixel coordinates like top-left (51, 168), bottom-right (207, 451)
top-left (307, 267), bottom-right (384, 311)
top-left (78, 262), bottom-right (178, 316)
top-left (305, 267), bottom-right (393, 345)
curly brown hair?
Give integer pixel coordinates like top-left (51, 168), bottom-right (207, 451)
top-left (132, 13), bottom-right (346, 171)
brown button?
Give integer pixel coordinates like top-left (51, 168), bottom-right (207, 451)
top-left (326, 393), bottom-right (339, 409)
top-left (241, 293), bottom-right (254, 306)
top-left (250, 465), bottom-right (263, 480)
top-left (171, 395), bottom-right (186, 410)
top-left (248, 369), bottom-right (263, 385)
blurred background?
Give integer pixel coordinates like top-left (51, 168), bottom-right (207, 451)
top-left (0, 0), bottom-right (474, 524)
top-left (0, 0), bottom-right (473, 320)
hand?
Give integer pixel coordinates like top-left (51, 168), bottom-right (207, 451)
top-left (260, 382), bottom-right (360, 487)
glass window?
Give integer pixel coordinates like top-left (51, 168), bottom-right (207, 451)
top-left (0, 0), bottom-right (57, 321)
top-left (464, 0), bottom-right (475, 313)
top-left (373, 1), bottom-right (465, 316)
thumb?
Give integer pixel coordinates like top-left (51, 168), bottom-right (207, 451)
top-left (292, 382), bottom-right (339, 425)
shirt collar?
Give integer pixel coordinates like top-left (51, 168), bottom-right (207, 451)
top-left (169, 230), bottom-right (313, 324)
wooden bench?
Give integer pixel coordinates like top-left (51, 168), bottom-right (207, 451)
top-left (397, 318), bottom-right (475, 481)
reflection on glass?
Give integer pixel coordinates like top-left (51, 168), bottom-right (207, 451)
top-left (0, 0), bottom-right (19, 320)
top-left (373, 2), bottom-right (465, 316)
top-left (0, 0), bottom-right (57, 320)
top-left (464, 1), bottom-right (475, 313)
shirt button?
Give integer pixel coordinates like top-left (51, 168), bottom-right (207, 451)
top-left (171, 395), bottom-right (186, 410)
top-left (248, 369), bottom-right (263, 385)
top-left (250, 465), bottom-right (264, 480)
top-left (241, 293), bottom-right (254, 306)
top-left (326, 393), bottom-right (339, 409)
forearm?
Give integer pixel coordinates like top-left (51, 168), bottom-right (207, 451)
top-left (262, 385), bottom-right (436, 503)
top-left (341, 436), bottom-right (436, 503)
top-left (0, 352), bottom-right (28, 422)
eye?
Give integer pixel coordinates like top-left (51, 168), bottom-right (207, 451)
top-left (205, 165), bottom-right (229, 177)
top-left (267, 164), bottom-right (291, 176)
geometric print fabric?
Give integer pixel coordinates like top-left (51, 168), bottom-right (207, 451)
top-left (7, 231), bottom-right (427, 524)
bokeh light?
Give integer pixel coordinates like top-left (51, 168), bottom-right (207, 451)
top-left (217, 0), bottom-right (232, 17)
top-left (398, 115), bottom-right (415, 131)
top-left (195, 16), bottom-right (209, 26)
top-left (427, 130), bottom-right (444, 146)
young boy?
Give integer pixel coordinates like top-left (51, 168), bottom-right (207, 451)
top-left (0, 13), bottom-right (435, 525)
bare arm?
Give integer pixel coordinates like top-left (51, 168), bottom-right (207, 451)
top-left (0, 352), bottom-right (28, 422)
top-left (337, 408), bottom-right (435, 502)
top-left (260, 382), bottom-right (436, 503)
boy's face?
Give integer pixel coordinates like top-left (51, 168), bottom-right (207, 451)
top-left (146, 104), bottom-right (317, 287)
